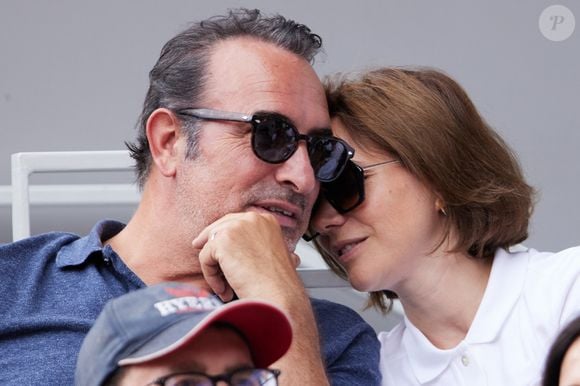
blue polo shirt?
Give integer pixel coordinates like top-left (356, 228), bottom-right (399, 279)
top-left (0, 220), bottom-right (380, 385)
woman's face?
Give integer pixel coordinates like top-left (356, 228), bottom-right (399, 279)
top-left (311, 118), bottom-right (447, 293)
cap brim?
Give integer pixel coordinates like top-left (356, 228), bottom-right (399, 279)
top-left (118, 299), bottom-right (292, 368)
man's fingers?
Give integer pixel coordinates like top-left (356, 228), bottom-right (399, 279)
top-left (291, 252), bottom-right (301, 268)
top-left (201, 262), bottom-right (234, 301)
top-left (191, 229), bottom-right (210, 249)
top-left (197, 240), bottom-right (235, 301)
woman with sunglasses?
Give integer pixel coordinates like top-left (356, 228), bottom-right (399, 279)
top-left (309, 68), bottom-right (580, 385)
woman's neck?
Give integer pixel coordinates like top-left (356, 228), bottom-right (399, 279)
top-left (397, 250), bottom-right (493, 349)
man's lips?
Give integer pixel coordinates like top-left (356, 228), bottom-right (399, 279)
top-left (250, 201), bottom-right (302, 228)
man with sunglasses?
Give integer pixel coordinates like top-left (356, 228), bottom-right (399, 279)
top-left (75, 282), bottom-right (292, 386)
top-left (0, 8), bottom-right (380, 386)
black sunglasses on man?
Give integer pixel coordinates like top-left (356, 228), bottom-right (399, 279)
top-left (177, 108), bottom-right (354, 182)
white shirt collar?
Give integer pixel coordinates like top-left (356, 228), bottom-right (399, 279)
top-left (402, 248), bottom-right (530, 384)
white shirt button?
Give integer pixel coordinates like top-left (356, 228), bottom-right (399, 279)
top-left (461, 354), bottom-right (470, 367)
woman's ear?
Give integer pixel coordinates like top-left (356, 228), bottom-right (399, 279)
top-left (146, 108), bottom-right (181, 178)
top-left (435, 197), bottom-right (447, 216)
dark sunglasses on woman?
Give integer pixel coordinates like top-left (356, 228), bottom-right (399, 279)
top-left (320, 158), bottom-right (400, 214)
top-left (303, 159), bottom-right (399, 241)
top-left (177, 108), bottom-right (354, 182)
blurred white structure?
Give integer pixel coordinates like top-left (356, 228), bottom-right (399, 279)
top-left (9, 150), bottom-right (352, 289)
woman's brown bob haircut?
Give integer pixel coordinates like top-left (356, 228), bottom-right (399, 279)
top-left (318, 68), bottom-right (535, 312)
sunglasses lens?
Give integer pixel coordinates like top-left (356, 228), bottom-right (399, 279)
top-left (321, 161), bottom-right (364, 213)
top-left (251, 114), bottom-right (353, 182)
top-left (252, 115), bottom-right (297, 163)
top-left (309, 138), bottom-right (352, 182)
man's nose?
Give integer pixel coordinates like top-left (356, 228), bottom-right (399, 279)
top-left (274, 142), bottom-right (317, 195)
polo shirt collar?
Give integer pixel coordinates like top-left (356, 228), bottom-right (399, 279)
top-left (55, 220), bottom-right (126, 267)
top-left (403, 247), bottom-right (530, 384)
top-left (402, 314), bottom-right (461, 383)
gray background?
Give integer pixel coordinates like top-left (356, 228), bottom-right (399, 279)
top-left (0, 1), bottom-right (578, 331)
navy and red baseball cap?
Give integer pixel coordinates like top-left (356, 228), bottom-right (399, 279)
top-left (75, 282), bottom-right (293, 386)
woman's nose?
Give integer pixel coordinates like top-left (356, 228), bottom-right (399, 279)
top-left (310, 199), bottom-right (347, 236)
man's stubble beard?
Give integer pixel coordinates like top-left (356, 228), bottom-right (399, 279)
top-left (175, 180), bottom-right (311, 253)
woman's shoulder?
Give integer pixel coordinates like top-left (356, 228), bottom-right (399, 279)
top-left (378, 321), bottom-right (406, 356)
top-left (523, 245), bottom-right (580, 277)
top-left (516, 245), bottom-right (580, 326)
top-left (497, 244), bottom-right (580, 276)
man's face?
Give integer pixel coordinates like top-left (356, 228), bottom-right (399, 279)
top-left (118, 326), bottom-right (254, 384)
top-left (175, 37), bottom-right (329, 250)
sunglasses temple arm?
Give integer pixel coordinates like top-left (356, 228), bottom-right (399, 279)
top-left (301, 232), bottom-right (320, 242)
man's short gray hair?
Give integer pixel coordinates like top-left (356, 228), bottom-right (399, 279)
top-left (126, 8), bottom-right (323, 189)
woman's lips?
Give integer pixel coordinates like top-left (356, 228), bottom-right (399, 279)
top-left (334, 237), bottom-right (367, 264)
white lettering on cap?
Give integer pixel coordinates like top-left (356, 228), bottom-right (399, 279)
top-left (153, 296), bottom-right (221, 317)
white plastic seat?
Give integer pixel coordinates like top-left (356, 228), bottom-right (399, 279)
top-left (10, 150), bottom-right (348, 289)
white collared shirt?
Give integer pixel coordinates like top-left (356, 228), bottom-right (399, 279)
top-left (379, 246), bottom-right (580, 386)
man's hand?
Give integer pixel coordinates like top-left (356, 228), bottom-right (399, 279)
top-left (191, 211), bottom-right (330, 386)
top-left (191, 212), bottom-right (301, 302)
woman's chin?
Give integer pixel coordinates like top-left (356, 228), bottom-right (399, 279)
top-left (348, 273), bottom-right (377, 293)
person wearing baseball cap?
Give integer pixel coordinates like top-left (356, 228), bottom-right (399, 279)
top-left (75, 282), bottom-right (293, 386)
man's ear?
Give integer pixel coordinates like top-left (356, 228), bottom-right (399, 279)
top-left (146, 108), bottom-right (181, 178)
